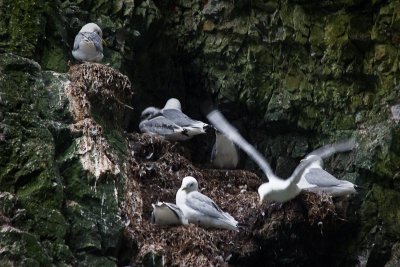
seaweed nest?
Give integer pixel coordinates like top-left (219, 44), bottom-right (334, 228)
top-left (64, 63), bottom-right (132, 179)
top-left (123, 133), bottom-right (350, 266)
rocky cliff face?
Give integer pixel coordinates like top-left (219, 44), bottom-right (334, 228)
top-left (1, 0), bottom-right (400, 266)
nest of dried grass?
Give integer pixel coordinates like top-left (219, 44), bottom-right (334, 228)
top-left (123, 133), bottom-right (348, 266)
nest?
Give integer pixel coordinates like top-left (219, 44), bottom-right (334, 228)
top-left (123, 133), bottom-right (346, 266)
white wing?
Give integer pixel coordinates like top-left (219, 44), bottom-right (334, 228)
top-left (207, 110), bottom-right (279, 182)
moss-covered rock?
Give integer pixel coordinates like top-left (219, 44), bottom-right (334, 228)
top-left (0, 54), bottom-right (132, 265)
top-left (1, 0), bottom-right (400, 265)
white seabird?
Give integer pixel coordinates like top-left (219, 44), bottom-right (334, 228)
top-left (297, 155), bottom-right (358, 197)
top-left (206, 109), bottom-right (356, 203)
top-left (139, 98), bottom-right (211, 141)
top-left (151, 202), bottom-right (188, 226)
top-left (72, 23), bottom-right (104, 62)
top-left (140, 106), bottom-right (161, 120)
top-left (211, 130), bottom-right (239, 169)
top-left (161, 98), bottom-right (211, 138)
top-left (176, 176), bottom-right (240, 231)
top-left (139, 114), bottom-right (191, 141)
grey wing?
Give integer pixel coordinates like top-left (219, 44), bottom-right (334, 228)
top-left (304, 168), bottom-right (342, 187)
top-left (86, 32), bottom-right (103, 53)
top-left (162, 109), bottom-right (199, 127)
top-left (139, 116), bottom-right (182, 134)
top-left (206, 110), bottom-right (276, 180)
top-left (307, 138), bottom-right (356, 159)
top-left (164, 202), bottom-right (185, 218)
top-left (73, 33), bottom-right (84, 51)
top-left (186, 191), bottom-right (227, 219)
top-left (288, 155), bottom-right (320, 185)
top-left (73, 32), bottom-right (103, 53)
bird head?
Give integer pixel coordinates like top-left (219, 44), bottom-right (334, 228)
top-left (80, 23), bottom-right (107, 46)
top-left (180, 176), bottom-right (198, 193)
top-left (80, 23), bottom-right (103, 37)
top-left (141, 107), bottom-right (160, 120)
top-left (258, 183), bottom-right (274, 204)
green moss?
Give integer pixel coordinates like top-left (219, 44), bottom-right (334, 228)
top-left (40, 45), bottom-right (68, 72)
top-left (0, 230), bottom-right (52, 266)
top-left (0, 0), bottom-right (47, 58)
top-left (34, 208), bottom-right (68, 242)
top-left (364, 185), bottom-right (400, 237)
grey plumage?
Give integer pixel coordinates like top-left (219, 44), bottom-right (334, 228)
top-left (211, 131), bottom-right (239, 169)
top-left (161, 98), bottom-right (211, 134)
top-left (72, 23), bottom-right (104, 62)
top-left (206, 109), bottom-right (356, 203)
top-left (139, 98), bottom-right (210, 141)
top-left (151, 202), bottom-right (188, 226)
top-left (298, 155), bottom-right (358, 197)
top-left (139, 115), bottom-right (190, 141)
top-left (176, 176), bottom-right (239, 231)
top-left (141, 106), bottom-right (161, 120)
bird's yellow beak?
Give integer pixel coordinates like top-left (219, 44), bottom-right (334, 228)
top-left (180, 186), bottom-right (188, 192)
top-left (102, 38), bottom-right (107, 46)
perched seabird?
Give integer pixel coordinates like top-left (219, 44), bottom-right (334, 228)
top-left (151, 202), bottom-right (188, 226)
top-left (72, 23), bottom-right (104, 62)
top-left (139, 98), bottom-right (211, 141)
top-left (206, 109), bottom-right (356, 203)
top-left (140, 106), bottom-right (161, 120)
top-left (161, 98), bottom-right (211, 138)
top-left (176, 176), bottom-right (240, 231)
top-left (139, 114), bottom-right (190, 141)
top-left (297, 155), bottom-right (358, 197)
top-left (211, 130), bottom-right (239, 169)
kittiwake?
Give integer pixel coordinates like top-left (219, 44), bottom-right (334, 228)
top-left (139, 98), bottom-right (211, 141)
top-left (141, 106), bottom-right (161, 120)
top-left (161, 98), bottom-right (211, 138)
top-left (176, 176), bottom-right (240, 231)
top-left (139, 113), bottom-right (191, 141)
top-left (297, 154), bottom-right (359, 197)
top-left (151, 202), bottom-right (189, 226)
top-left (206, 109), bottom-right (356, 203)
top-left (72, 23), bottom-right (104, 62)
top-left (211, 130), bottom-right (239, 169)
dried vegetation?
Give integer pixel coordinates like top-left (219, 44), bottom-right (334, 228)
top-left (123, 133), bottom-right (345, 266)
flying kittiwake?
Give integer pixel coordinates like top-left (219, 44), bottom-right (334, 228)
top-left (206, 109), bottom-right (356, 203)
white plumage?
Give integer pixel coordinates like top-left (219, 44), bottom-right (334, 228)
top-left (176, 176), bottom-right (239, 231)
top-left (72, 23), bottom-right (104, 62)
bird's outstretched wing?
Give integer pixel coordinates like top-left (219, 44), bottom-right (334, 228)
top-left (307, 138), bottom-right (356, 159)
top-left (207, 110), bottom-right (277, 181)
